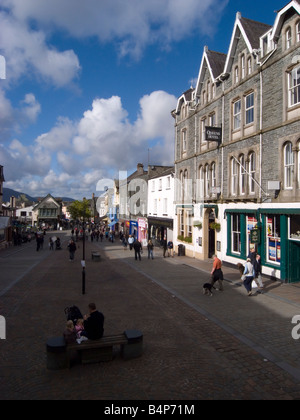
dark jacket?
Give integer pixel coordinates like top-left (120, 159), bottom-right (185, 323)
top-left (133, 241), bottom-right (142, 251)
top-left (84, 311), bottom-right (104, 340)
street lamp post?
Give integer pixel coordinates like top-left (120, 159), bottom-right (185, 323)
top-left (82, 222), bottom-right (86, 295)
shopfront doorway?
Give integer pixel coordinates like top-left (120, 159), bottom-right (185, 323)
top-left (288, 241), bottom-right (300, 283)
top-left (208, 210), bottom-right (216, 258)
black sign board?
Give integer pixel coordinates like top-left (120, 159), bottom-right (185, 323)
top-left (250, 228), bottom-right (260, 244)
top-left (205, 126), bottom-right (222, 143)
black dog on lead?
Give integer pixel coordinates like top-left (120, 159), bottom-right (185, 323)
top-left (203, 283), bottom-right (215, 297)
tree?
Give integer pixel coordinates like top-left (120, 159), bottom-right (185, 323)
top-left (69, 199), bottom-right (91, 222)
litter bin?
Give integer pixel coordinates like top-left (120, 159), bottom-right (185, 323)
top-left (123, 330), bottom-right (143, 360)
top-left (178, 244), bottom-right (185, 256)
top-left (46, 336), bottom-right (67, 370)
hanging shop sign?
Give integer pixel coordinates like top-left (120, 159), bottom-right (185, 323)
top-left (205, 126), bottom-right (222, 143)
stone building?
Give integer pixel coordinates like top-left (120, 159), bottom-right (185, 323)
top-left (172, 0), bottom-right (300, 282)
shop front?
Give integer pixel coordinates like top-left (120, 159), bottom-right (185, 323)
top-left (225, 208), bottom-right (300, 283)
top-left (148, 217), bottom-right (173, 246)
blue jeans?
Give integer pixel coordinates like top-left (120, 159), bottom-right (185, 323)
top-left (148, 250), bottom-right (154, 259)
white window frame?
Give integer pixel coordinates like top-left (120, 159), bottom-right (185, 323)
top-left (247, 57), bottom-right (252, 75)
top-left (205, 164), bottom-right (210, 197)
top-left (286, 28), bottom-right (292, 50)
top-left (289, 66), bottom-right (300, 107)
top-left (211, 163), bottom-right (216, 190)
top-left (239, 155), bottom-right (246, 195)
top-left (231, 214), bottom-right (241, 254)
top-left (241, 55), bottom-right (245, 79)
top-left (249, 152), bottom-right (256, 194)
top-left (235, 66), bottom-right (239, 84)
top-left (233, 99), bottom-right (241, 130)
top-left (231, 158), bottom-right (238, 196)
top-left (245, 92), bottom-right (254, 125)
top-left (201, 119), bottom-right (206, 144)
top-left (284, 142), bottom-right (294, 189)
top-left (199, 166), bottom-right (204, 199)
top-left (297, 22), bottom-right (300, 42)
top-left (182, 129), bottom-right (187, 153)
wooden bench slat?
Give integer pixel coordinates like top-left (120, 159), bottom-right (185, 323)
top-left (67, 334), bottom-right (127, 351)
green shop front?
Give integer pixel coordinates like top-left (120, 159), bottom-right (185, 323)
top-left (225, 208), bottom-right (300, 283)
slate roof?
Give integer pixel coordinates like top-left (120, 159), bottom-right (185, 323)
top-left (240, 17), bottom-right (272, 49)
top-left (206, 50), bottom-right (227, 79)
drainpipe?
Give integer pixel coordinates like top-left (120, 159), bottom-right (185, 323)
top-left (259, 69), bottom-right (263, 202)
top-left (254, 46), bottom-right (278, 202)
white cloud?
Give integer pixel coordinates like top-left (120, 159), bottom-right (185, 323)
top-left (0, 8), bottom-right (81, 87)
top-left (2, 0), bottom-right (228, 61)
top-left (1, 91), bottom-right (177, 198)
top-left (0, 89), bottom-right (41, 140)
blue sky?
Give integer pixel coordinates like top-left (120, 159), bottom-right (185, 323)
top-left (0, 0), bottom-right (286, 199)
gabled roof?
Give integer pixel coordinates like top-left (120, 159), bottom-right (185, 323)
top-left (195, 47), bottom-right (226, 97)
top-left (272, 0), bottom-right (300, 41)
top-left (33, 194), bottom-right (60, 210)
top-left (224, 12), bottom-right (271, 74)
top-left (175, 88), bottom-right (194, 114)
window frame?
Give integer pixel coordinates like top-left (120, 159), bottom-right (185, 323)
top-left (289, 65), bottom-right (300, 107)
top-left (233, 99), bottom-right (241, 130)
top-left (284, 142), bottom-right (294, 190)
top-left (245, 92), bottom-right (254, 125)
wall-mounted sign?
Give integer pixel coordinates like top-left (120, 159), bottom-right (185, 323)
top-left (250, 228), bottom-right (260, 244)
top-left (205, 126), bottom-right (222, 143)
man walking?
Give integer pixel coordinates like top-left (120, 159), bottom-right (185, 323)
top-left (210, 254), bottom-right (224, 291)
top-left (133, 239), bottom-right (142, 261)
top-left (68, 239), bottom-right (77, 261)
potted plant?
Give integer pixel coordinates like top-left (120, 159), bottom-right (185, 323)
top-left (209, 222), bottom-right (221, 231)
top-left (193, 221), bottom-right (202, 229)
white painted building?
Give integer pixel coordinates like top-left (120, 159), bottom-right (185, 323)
top-left (148, 166), bottom-right (175, 245)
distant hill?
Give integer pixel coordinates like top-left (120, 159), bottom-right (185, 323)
top-left (3, 188), bottom-right (36, 203)
top-left (2, 188), bottom-right (75, 203)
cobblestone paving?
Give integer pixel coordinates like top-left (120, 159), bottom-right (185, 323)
top-left (1, 234), bottom-right (300, 400)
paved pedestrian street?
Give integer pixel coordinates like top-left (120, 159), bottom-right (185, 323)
top-left (1, 231), bottom-right (300, 400)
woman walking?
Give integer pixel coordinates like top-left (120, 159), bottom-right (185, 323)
top-left (147, 239), bottom-right (154, 260)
